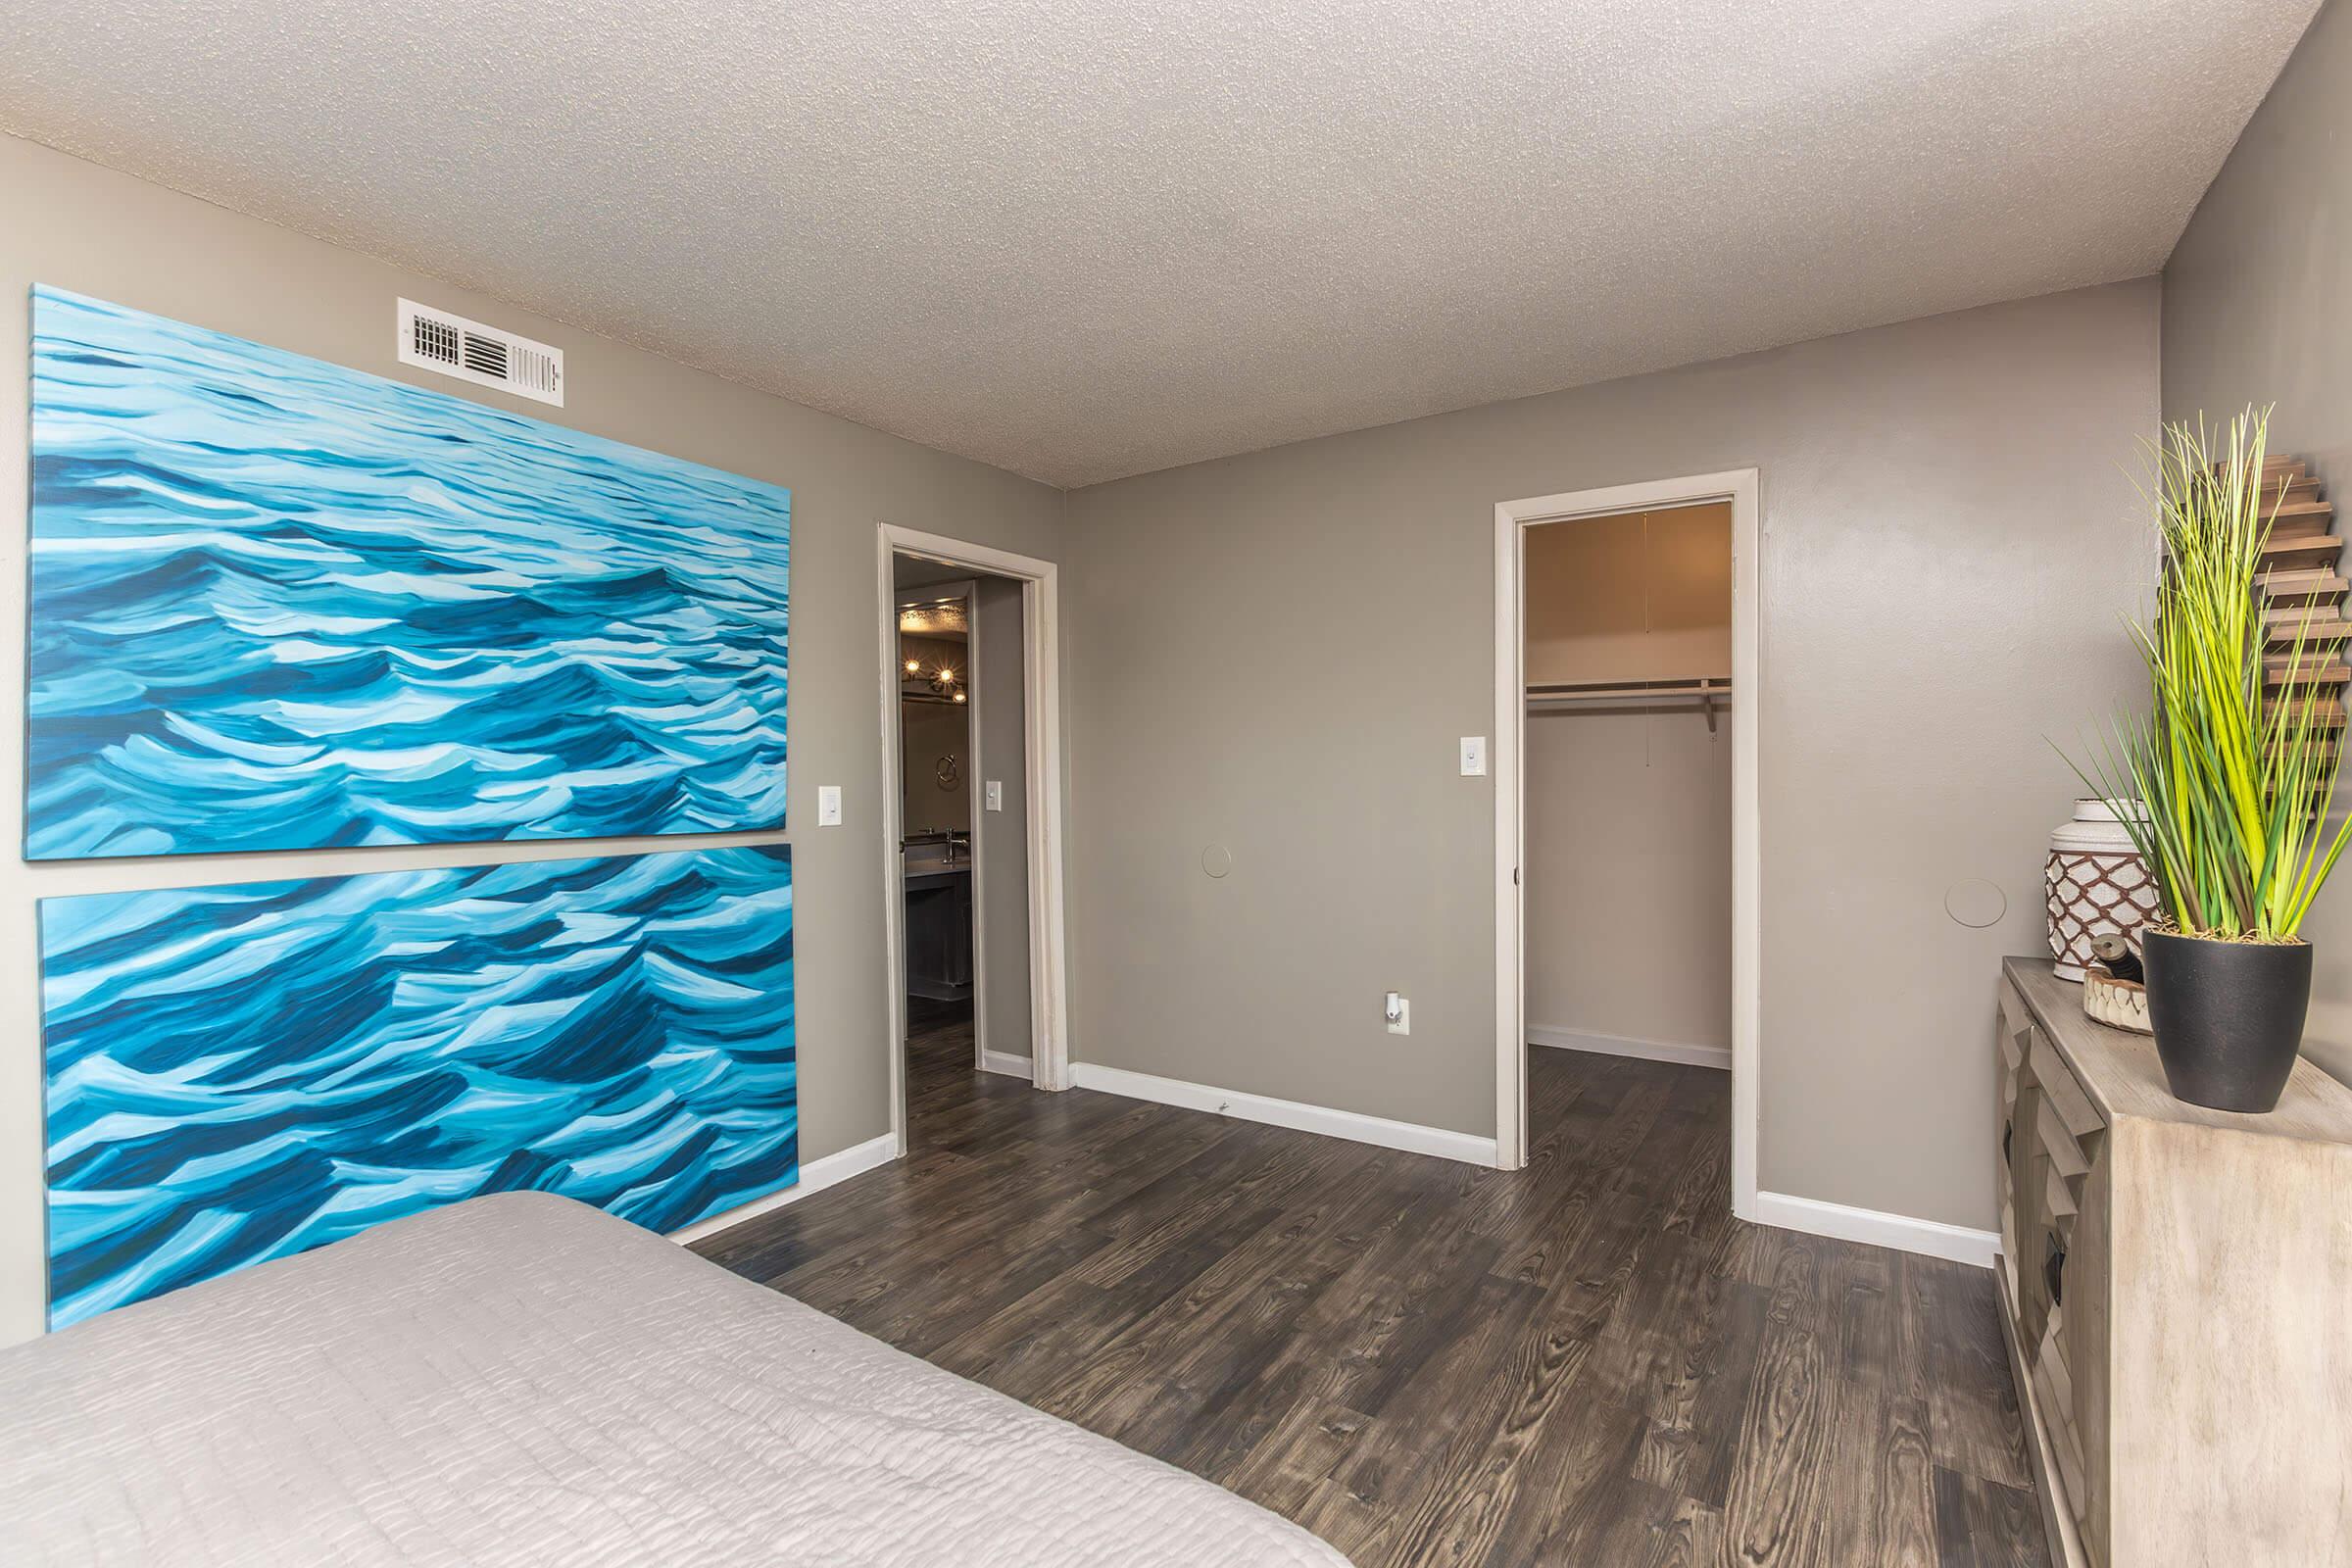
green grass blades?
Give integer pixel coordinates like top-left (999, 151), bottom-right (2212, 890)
top-left (2062, 406), bottom-right (2352, 944)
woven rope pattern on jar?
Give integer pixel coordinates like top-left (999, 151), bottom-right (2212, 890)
top-left (2045, 849), bottom-right (2162, 977)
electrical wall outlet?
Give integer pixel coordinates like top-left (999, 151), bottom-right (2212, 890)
top-left (1385, 992), bottom-right (1410, 1035)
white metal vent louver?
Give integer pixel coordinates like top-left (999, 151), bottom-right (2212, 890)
top-left (396, 299), bottom-right (563, 406)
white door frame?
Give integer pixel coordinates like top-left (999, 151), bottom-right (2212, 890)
top-left (1493, 468), bottom-right (1760, 1223)
top-left (877, 526), bottom-right (1072, 1153)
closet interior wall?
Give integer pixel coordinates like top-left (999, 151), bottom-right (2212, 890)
top-left (1523, 503), bottom-right (1735, 1064)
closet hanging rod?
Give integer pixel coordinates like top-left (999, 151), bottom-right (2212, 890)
top-left (1525, 676), bottom-right (1731, 734)
top-left (1524, 676), bottom-right (1731, 705)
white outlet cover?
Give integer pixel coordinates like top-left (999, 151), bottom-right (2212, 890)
top-left (816, 785), bottom-right (842, 826)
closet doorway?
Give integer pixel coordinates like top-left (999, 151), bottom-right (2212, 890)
top-left (1493, 471), bottom-right (1759, 1220)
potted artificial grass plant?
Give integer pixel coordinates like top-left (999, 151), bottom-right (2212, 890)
top-left (2071, 407), bottom-right (2350, 1112)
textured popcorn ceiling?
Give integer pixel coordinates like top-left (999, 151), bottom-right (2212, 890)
top-left (0, 1), bottom-right (2319, 487)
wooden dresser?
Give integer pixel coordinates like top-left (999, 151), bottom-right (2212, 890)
top-left (1995, 957), bottom-right (2352, 1566)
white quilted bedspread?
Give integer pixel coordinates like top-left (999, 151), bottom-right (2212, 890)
top-left (0, 1191), bottom-right (1351, 1566)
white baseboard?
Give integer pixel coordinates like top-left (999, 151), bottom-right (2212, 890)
top-left (1749, 1189), bottom-right (1998, 1269)
top-left (980, 1050), bottom-right (1034, 1078)
top-left (666, 1131), bottom-right (903, 1245)
top-left (1528, 1024), bottom-right (1731, 1071)
top-left (1070, 1062), bottom-right (1498, 1167)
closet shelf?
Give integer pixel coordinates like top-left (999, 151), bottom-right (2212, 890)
top-left (1526, 676), bottom-right (1731, 704)
top-left (1525, 676), bottom-right (1732, 732)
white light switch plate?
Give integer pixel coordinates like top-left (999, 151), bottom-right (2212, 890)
top-left (1459, 736), bottom-right (1487, 776)
top-left (1387, 995), bottom-right (1411, 1035)
top-left (985, 780), bottom-right (1004, 811)
top-left (816, 785), bottom-right (842, 826)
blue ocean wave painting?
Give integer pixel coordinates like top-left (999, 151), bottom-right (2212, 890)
top-left (27, 286), bottom-right (791, 858)
top-left (40, 846), bottom-right (796, 1329)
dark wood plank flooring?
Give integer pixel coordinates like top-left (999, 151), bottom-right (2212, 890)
top-left (694, 1018), bottom-right (2044, 1567)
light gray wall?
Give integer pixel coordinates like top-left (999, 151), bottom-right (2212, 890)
top-left (1526, 708), bottom-right (1733, 1054)
top-left (2162, 0), bottom-right (2352, 1088)
top-left (973, 576), bottom-right (1034, 1059)
top-left (0, 134), bottom-right (1065, 1345)
top-left (1064, 279), bottom-right (2158, 1233)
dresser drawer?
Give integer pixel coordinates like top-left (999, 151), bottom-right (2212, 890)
top-left (2032, 1031), bottom-right (2104, 1141)
top-left (1998, 980), bottom-right (2034, 1066)
top-left (2034, 1313), bottom-right (2088, 1507)
top-left (2037, 1099), bottom-right (2089, 1180)
top-left (1995, 972), bottom-right (2121, 1568)
top-left (1995, 984), bottom-right (2035, 1316)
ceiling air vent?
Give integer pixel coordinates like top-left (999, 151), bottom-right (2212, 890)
top-left (396, 299), bottom-right (564, 407)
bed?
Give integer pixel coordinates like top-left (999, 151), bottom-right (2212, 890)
top-left (0, 1192), bottom-right (1351, 1566)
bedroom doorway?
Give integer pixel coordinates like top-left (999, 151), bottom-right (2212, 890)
top-left (894, 574), bottom-right (979, 1044)
top-left (877, 527), bottom-right (1071, 1155)
top-left (1493, 471), bottom-right (1759, 1220)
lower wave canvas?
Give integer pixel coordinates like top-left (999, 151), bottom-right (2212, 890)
top-left (39, 846), bottom-right (795, 1329)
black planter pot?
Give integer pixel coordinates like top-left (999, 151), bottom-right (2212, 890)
top-left (2139, 929), bottom-right (2311, 1113)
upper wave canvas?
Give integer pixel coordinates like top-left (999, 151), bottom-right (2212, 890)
top-left (26, 286), bottom-right (791, 858)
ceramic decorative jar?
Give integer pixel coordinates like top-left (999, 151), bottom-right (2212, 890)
top-left (2045, 798), bottom-right (2160, 981)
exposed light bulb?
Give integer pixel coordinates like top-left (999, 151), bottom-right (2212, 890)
top-left (953, 692), bottom-right (966, 703)
top-left (905, 659), bottom-right (920, 673)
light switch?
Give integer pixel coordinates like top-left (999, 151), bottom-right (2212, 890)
top-left (816, 785), bottom-right (842, 826)
top-left (1459, 736), bottom-right (1487, 777)
top-left (985, 780), bottom-right (1004, 812)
